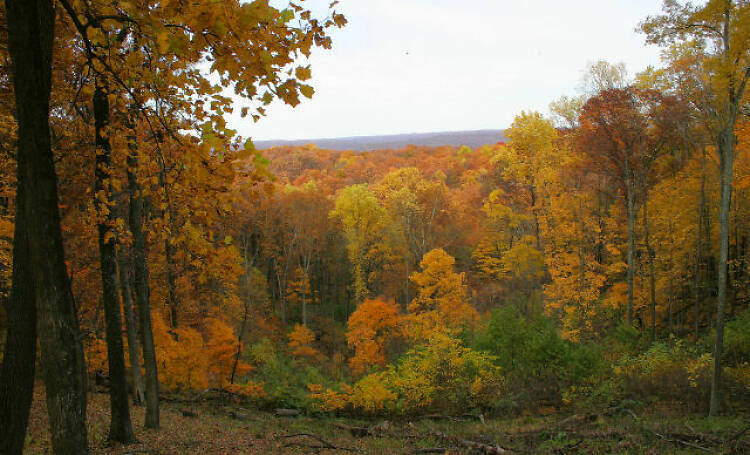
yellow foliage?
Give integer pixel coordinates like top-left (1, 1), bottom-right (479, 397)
top-left (348, 372), bottom-right (397, 413)
top-left (288, 323), bottom-right (320, 359)
top-left (408, 249), bottom-right (478, 337)
top-left (152, 313), bottom-right (208, 391)
top-left (151, 312), bottom-right (248, 392)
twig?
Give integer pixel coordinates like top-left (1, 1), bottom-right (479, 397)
top-left (427, 428), bottom-right (511, 454)
top-left (726, 423), bottom-right (750, 443)
top-left (278, 433), bottom-right (358, 452)
top-left (624, 408), bottom-right (713, 453)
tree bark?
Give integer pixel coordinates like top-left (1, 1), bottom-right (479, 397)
top-left (626, 176), bottom-right (636, 326)
top-left (157, 163), bottom-right (179, 328)
top-left (5, 0), bottom-right (89, 451)
top-left (230, 237), bottom-right (253, 384)
top-left (0, 142), bottom-right (36, 455)
top-left (643, 195), bottom-right (657, 342)
top-left (117, 243), bottom-right (145, 405)
top-left (94, 81), bottom-right (135, 443)
top-left (126, 124), bottom-right (160, 429)
top-left (668, 220), bottom-right (675, 336)
top-left (710, 127), bottom-right (735, 416)
top-left (694, 146), bottom-right (707, 343)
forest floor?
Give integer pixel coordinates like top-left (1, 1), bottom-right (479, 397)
top-left (23, 387), bottom-right (750, 454)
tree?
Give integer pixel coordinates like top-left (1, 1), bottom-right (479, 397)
top-left (409, 248), bottom-right (478, 338)
top-left (3, 0), bottom-right (88, 452)
top-left (93, 80), bottom-right (134, 442)
top-left (374, 167), bottom-right (448, 306)
top-left (641, 0), bottom-right (750, 416)
top-left (578, 87), bottom-right (683, 326)
top-left (288, 323), bottom-right (320, 360)
top-left (331, 184), bottom-right (392, 304)
top-left (346, 297), bottom-right (402, 375)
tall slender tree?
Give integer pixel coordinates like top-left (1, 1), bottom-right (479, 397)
top-left (642, 0), bottom-right (750, 416)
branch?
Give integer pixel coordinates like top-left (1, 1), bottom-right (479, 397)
top-left (278, 433), bottom-right (358, 452)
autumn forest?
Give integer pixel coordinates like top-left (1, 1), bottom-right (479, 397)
top-left (1, 0), bottom-right (750, 454)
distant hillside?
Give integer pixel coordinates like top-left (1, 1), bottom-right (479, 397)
top-left (254, 129), bottom-right (507, 151)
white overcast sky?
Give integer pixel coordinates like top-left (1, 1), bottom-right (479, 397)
top-left (230, 0), bottom-right (666, 141)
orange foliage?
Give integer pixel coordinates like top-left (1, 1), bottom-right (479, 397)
top-left (287, 323), bottom-right (320, 360)
top-left (346, 297), bottom-right (402, 375)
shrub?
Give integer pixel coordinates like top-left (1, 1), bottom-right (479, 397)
top-left (474, 306), bottom-right (602, 407)
top-left (381, 332), bottom-right (503, 414)
top-left (724, 310), bottom-right (750, 364)
top-left (307, 332), bottom-right (503, 415)
top-left (613, 340), bottom-right (712, 410)
top-left (245, 337), bottom-right (330, 410)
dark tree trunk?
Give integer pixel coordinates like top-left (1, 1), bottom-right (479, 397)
top-left (117, 243), bottom-right (145, 405)
top-left (0, 146), bottom-right (36, 455)
top-left (5, 0), bottom-right (89, 452)
top-left (231, 238), bottom-right (253, 384)
top-left (94, 81), bottom-right (135, 443)
top-left (126, 127), bottom-right (159, 429)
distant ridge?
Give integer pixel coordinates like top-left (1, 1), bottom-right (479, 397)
top-left (254, 129), bottom-right (507, 152)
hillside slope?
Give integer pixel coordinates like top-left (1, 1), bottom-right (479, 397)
top-left (254, 129), bottom-right (507, 151)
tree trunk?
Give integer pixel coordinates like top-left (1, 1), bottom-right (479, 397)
top-left (94, 81), bottom-right (135, 443)
top-left (126, 125), bottom-right (160, 429)
top-left (164, 236), bottom-right (179, 328)
top-left (710, 127), bottom-right (735, 416)
top-left (626, 177), bottom-right (636, 326)
top-left (230, 301), bottom-right (249, 385)
top-left (158, 164), bottom-right (179, 328)
top-left (231, 237), bottom-right (253, 384)
top-left (694, 146), bottom-right (707, 343)
top-left (643, 195), bottom-right (657, 341)
top-left (117, 244), bottom-right (145, 405)
top-left (668, 220), bottom-right (675, 336)
top-left (6, 0), bottom-right (89, 452)
top-left (0, 143), bottom-right (36, 455)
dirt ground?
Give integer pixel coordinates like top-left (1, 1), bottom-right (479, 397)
top-left (22, 387), bottom-right (750, 454)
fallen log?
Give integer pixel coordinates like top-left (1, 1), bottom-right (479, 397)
top-left (428, 429), bottom-right (510, 454)
top-left (726, 424), bottom-right (750, 444)
top-left (179, 408), bottom-right (198, 418)
top-left (333, 420), bottom-right (392, 438)
top-left (333, 422), bottom-right (371, 437)
top-left (275, 408), bottom-right (301, 417)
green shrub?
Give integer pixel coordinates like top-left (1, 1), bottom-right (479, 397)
top-left (244, 338), bottom-right (331, 411)
top-left (474, 306), bottom-right (603, 407)
top-left (613, 339), bottom-right (712, 411)
top-left (724, 310), bottom-right (750, 364)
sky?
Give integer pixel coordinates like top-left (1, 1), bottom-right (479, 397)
top-left (230, 0), bottom-right (667, 141)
